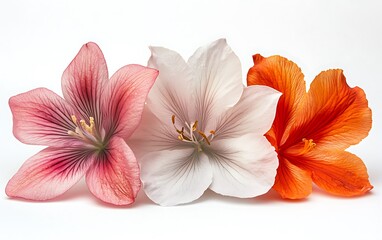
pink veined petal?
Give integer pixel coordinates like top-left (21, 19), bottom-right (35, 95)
top-left (207, 134), bottom-right (278, 198)
top-left (140, 148), bottom-right (212, 206)
top-left (102, 64), bottom-right (158, 139)
top-left (6, 146), bottom-right (94, 200)
top-left (9, 87), bottom-right (82, 147)
top-left (187, 39), bottom-right (244, 132)
top-left (147, 46), bottom-right (194, 126)
top-left (85, 137), bottom-right (141, 206)
top-left (61, 42), bottom-right (108, 125)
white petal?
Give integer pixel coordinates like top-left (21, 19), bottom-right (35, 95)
top-left (128, 107), bottom-right (185, 160)
top-left (147, 46), bottom-right (194, 125)
top-left (140, 148), bottom-right (212, 206)
top-left (213, 85), bottom-right (281, 140)
top-left (208, 134), bottom-right (278, 197)
top-left (188, 39), bottom-right (243, 131)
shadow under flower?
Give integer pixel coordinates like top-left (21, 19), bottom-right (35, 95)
top-left (311, 184), bottom-right (376, 200)
top-left (190, 188), bottom-right (300, 206)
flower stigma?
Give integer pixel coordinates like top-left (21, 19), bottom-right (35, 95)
top-left (171, 115), bottom-right (215, 152)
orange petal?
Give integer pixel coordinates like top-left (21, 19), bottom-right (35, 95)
top-left (286, 69), bottom-right (372, 151)
top-left (305, 150), bottom-right (373, 197)
top-left (273, 156), bottom-right (312, 199)
top-left (247, 54), bottom-right (306, 146)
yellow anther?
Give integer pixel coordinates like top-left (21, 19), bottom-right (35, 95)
top-left (176, 127), bottom-right (184, 134)
top-left (171, 114), bottom-right (215, 148)
top-left (192, 121), bottom-right (198, 131)
top-left (89, 117), bottom-right (95, 126)
top-left (67, 130), bottom-right (76, 136)
top-left (181, 133), bottom-right (192, 142)
top-left (88, 117), bottom-right (95, 134)
top-left (80, 119), bottom-right (86, 128)
top-left (68, 115), bottom-right (96, 138)
top-left (197, 130), bottom-right (211, 145)
top-left (71, 115), bottom-right (77, 124)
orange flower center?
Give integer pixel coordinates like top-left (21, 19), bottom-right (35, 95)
top-left (299, 138), bottom-right (316, 155)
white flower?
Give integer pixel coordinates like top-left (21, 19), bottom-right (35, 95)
top-left (129, 39), bottom-right (281, 206)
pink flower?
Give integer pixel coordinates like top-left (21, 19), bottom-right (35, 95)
top-left (6, 42), bottom-right (158, 205)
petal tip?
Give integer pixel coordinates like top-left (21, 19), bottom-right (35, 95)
top-left (5, 182), bottom-right (16, 198)
top-left (8, 95), bottom-right (15, 107)
top-left (147, 66), bottom-right (159, 76)
top-left (252, 54), bottom-right (265, 64)
top-left (148, 46), bottom-right (167, 64)
top-left (148, 46), bottom-right (162, 55)
top-left (74, 41), bottom-right (105, 63)
top-left (364, 184), bottom-right (373, 192)
top-left (83, 41), bottom-right (101, 51)
top-left (5, 178), bottom-right (27, 200)
top-left (215, 38), bottom-right (227, 44)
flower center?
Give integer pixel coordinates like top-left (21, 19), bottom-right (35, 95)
top-left (171, 115), bottom-right (215, 152)
top-left (68, 115), bottom-right (98, 144)
top-left (299, 138), bottom-right (316, 154)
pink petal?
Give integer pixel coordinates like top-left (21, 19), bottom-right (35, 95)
top-left (6, 147), bottom-right (94, 200)
top-left (85, 137), bottom-right (141, 205)
top-left (102, 64), bottom-right (158, 138)
top-left (9, 87), bottom-right (81, 147)
top-left (61, 42), bottom-right (108, 123)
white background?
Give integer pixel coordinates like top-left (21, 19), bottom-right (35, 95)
top-left (0, 0), bottom-right (381, 239)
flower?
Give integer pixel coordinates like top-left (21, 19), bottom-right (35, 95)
top-left (129, 39), bottom-right (281, 206)
top-left (247, 54), bottom-right (373, 199)
top-left (6, 42), bottom-right (158, 205)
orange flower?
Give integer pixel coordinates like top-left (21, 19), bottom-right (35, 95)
top-left (247, 54), bottom-right (373, 199)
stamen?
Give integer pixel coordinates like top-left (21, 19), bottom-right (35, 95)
top-left (67, 130), bottom-right (76, 136)
top-left (198, 130), bottom-right (211, 145)
top-left (209, 130), bottom-right (215, 141)
top-left (171, 115), bottom-right (183, 134)
top-left (68, 115), bottom-right (96, 139)
top-left (89, 117), bottom-right (95, 128)
top-left (170, 115), bottom-right (215, 147)
top-left (80, 119), bottom-right (86, 128)
top-left (181, 132), bottom-right (192, 142)
top-left (189, 122), bottom-right (194, 141)
top-left (192, 121), bottom-right (198, 131)
top-left (176, 127), bottom-right (184, 134)
top-left (300, 138), bottom-right (316, 155)
top-left (71, 115), bottom-right (77, 124)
